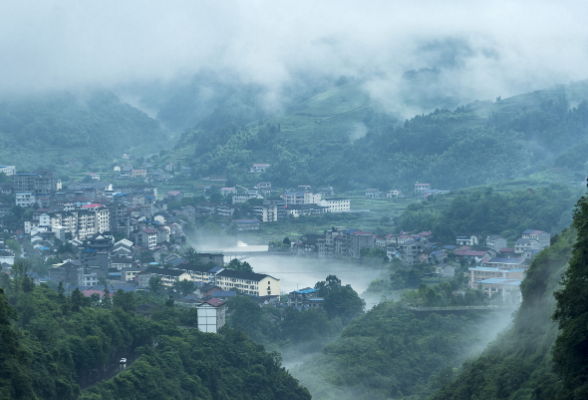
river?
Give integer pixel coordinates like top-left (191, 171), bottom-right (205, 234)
top-left (200, 241), bottom-right (385, 302)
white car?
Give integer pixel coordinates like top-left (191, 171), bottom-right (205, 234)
top-left (120, 358), bottom-right (127, 363)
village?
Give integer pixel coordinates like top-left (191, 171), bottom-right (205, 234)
top-left (0, 163), bottom-right (550, 334)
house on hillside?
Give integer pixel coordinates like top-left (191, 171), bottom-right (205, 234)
top-left (220, 187), bottom-right (237, 196)
top-left (486, 235), bottom-right (507, 252)
top-left (196, 299), bottom-right (226, 333)
top-left (514, 238), bottom-right (541, 254)
top-left (456, 234), bottom-right (481, 246)
top-left (399, 239), bottom-right (423, 266)
top-left (521, 230), bottom-right (551, 250)
top-left (414, 182), bottom-right (430, 194)
top-left (250, 163), bottom-right (270, 173)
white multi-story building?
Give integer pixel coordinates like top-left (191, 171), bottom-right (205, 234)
top-left (197, 299), bottom-right (226, 333)
top-left (321, 198), bottom-right (350, 213)
top-left (304, 192), bottom-right (322, 205)
top-left (82, 272), bottom-right (99, 287)
top-left (521, 230), bottom-right (551, 250)
top-left (414, 183), bottom-right (431, 193)
top-left (16, 192), bottom-right (35, 207)
top-left (44, 205), bottom-right (110, 240)
top-left (38, 213), bottom-right (50, 227)
top-left (215, 270), bottom-right (280, 297)
top-left (250, 163), bottom-right (270, 173)
top-left (0, 166), bottom-right (16, 176)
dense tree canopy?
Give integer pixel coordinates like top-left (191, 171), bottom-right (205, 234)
top-left (396, 185), bottom-right (580, 242)
top-left (552, 192), bottom-right (588, 398)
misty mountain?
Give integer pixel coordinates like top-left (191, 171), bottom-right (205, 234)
top-left (162, 79), bottom-right (588, 190)
top-left (0, 90), bottom-right (168, 170)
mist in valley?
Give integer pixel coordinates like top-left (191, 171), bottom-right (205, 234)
top-left (1, 1), bottom-right (586, 399)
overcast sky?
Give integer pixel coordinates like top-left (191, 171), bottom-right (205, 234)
top-left (1, 0), bottom-right (587, 106)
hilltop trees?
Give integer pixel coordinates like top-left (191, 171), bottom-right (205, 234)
top-left (0, 289), bottom-right (35, 400)
top-left (552, 192), bottom-right (588, 398)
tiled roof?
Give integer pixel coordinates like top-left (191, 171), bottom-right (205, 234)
top-left (200, 298), bottom-right (224, 307)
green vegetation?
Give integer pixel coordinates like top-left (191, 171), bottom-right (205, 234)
top-left (396, 185), bottom-right (581, 242)
top-left (293, 301), bottom-right (506, 400)
top-left (162, 80), bottom-right (588, 192)
top-left (552, 193), bottom-right (588, 398)
top-left (226, 275), bottom-right (364, 348)
top-left (0, 262), bottom-right (310, 399)
top-left (430, 209), bottom-right (581, 399)
top-left (81, 327), bottom-right (311, 400)
top-left (0, 91), bottom-right (168, 172)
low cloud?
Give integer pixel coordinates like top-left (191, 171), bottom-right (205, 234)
top-left (1, 0), bottom-right (587, 112)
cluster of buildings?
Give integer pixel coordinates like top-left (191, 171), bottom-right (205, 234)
top-left (290, 225), bottom-right (552, 302)
top-left (196, 183), bottom-right (348, 230)
top-left (2, 169), bottom-right (194, 249)
top-left (113, 160), bottom-right (191, 183)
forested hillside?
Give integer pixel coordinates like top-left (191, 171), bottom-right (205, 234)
top-left (165, 80), bottom-right (588, 190)
top-left (285, 199), bottom-right (583, 400)
top-left (0, 91), bottom-right (168, 170)
top-left (0, 271), bottom-right (309, 400)
top-left (430, 199), bottom-right (587, 399)
top-left (396, 185), bottom-right (580, 242)
top-left (291, 300), bottom-right (508, 400)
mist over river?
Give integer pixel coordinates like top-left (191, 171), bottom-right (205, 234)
top-left (200, 241), bottom-right (384, 299)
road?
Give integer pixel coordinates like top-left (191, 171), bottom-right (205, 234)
top-left (79, 352), bottom-right (139, 391)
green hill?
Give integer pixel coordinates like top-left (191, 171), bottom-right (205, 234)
top-left (0, 90), bottom-right (169, 171)
top-left (162, 79), bottom-right (588, 190)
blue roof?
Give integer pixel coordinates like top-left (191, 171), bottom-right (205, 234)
top-left (15, 173), bottom-right (38, 176)
top-left (522, 229), bottom-right (535, 234)
top-left (209, 266), bottom-right (223, 273)
top-left (469, 266), bottom-right (503, 272)
top-left (488, 258), bottom-right (524, 264)
top-left (476, 278), bottom-right (522, 286)
top-left (431, 250), bottom-right (444, 256)
top-left (295, 288), bottom-right (319, 294)
top-left (84, 249), bottom-right (97, 252)
top-left (443, 245), bottom-right (456, 250)
top-left (344, 229), bottom-right (359, 234)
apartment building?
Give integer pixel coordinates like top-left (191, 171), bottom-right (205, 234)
top-left (16, 192), bottom-right (35, 207)
top-left (216, 270), bottom-right (280, 296)
top-left (320, 198), bottom-right (350, 213)
top-left (14, 170), bottom-right (57, 196)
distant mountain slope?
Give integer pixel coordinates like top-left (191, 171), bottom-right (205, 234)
top-left (163, 79), bottom-right (588, 190)
top-left (0, 91), bottom-right (168, 170)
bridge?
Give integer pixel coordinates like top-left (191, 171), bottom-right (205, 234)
top-left (405, 305), bottom-right (517, 314)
